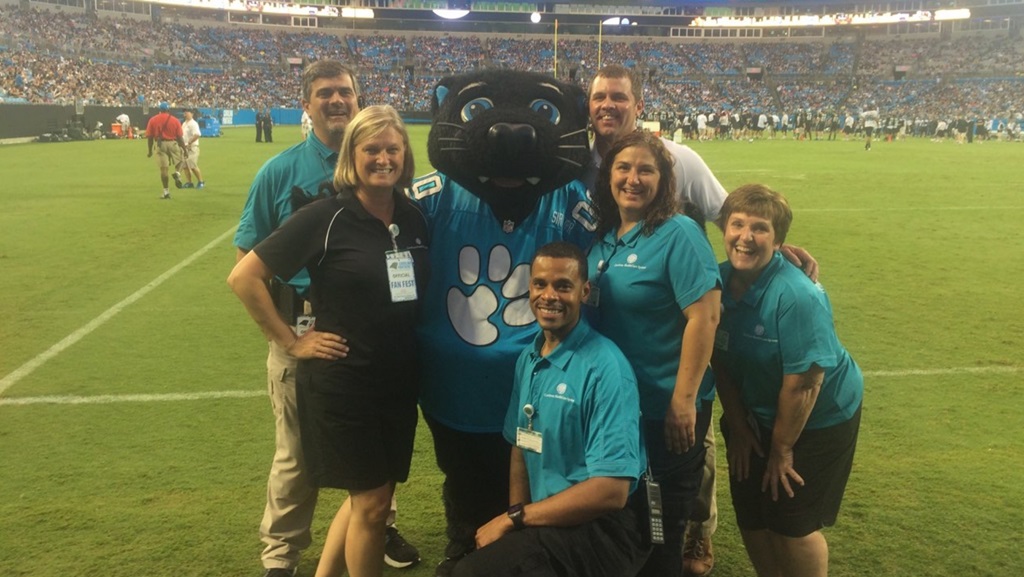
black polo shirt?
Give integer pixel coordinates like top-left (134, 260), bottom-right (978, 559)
top-left (255, 187), bottom-right (430, 373)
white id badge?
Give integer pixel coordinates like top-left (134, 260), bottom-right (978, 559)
top-left (386, 250), bottom-right (418, 302)
top-left (516, 428), bottom-right (543, 454)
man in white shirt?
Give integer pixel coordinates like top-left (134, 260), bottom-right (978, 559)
top-left (115, 113), bottom-right (131, 139)
top-left (718, 110), bottom-right (731, 140)
top-left (861, 102), bottom-right (880, 151)
top-left (696, 111), bottom-right (709, 141)
top-left (300, 110), bottom-right (313, 141)
top-left (178, 109), bottom-right (205, 189)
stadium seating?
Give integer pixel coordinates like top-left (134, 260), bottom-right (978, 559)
top-left (1, 3), bottom-right (1021, 131)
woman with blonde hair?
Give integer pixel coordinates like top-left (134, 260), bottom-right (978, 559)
top-left (229, 105), bottom-right (429, 577)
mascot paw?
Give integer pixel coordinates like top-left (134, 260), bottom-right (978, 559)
top-left (447, 245), bottom-right (533, 346)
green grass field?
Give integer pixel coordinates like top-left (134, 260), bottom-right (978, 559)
top-left (1, 127), bottom-right (1022, 576)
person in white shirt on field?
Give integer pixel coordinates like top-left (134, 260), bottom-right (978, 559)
top-left (115, 112), bottom-right (131, 138)
top-left (861, 102), bottom-right (880, 151)
top-left (177, 109), bottom-right (205, 189)
top-left (696, 111), bottom-right (709, 141)
top-left (301, 110), bottom-right (313, 140)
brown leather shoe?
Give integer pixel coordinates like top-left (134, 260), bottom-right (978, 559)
top-left (683, 535), bottom-right (714, 576)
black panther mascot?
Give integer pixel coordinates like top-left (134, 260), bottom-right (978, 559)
top-left (408, 70), bottom-right (595, 572)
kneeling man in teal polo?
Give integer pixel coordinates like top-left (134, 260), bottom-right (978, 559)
top-left (451, 241), bottom-right (649, 577)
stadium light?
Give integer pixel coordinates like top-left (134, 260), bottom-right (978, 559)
top-left (341, 7), bottom-right (374, 19)
top-left (433, 9), bottom-right (470, 19)
top-left (691, 8), bottom-right (970, 28)
top-left (531, 12), bottom-right (541, 24)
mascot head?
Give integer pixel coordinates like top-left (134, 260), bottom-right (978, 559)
top-left (427, 70), bottom-right (591, 227)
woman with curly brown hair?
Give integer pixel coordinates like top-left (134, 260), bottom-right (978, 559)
top-left (586, 130), bottom-right (722, 577)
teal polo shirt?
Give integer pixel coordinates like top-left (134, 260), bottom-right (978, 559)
top-left (234, 133), bottom-right (339, 296)
top-left (587, 215), bottom-right (721, 419)
top-left (717, 252), bottom-right (863, 430)
top-left (504, 319), bottom-right (645, 501)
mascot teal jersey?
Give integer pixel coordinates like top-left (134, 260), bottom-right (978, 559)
top-left (410, 70), bottom-right (596, 432)
top-left (412, 173), bottom-right (594, 431)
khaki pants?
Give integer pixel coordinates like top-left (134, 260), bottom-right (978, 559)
top-left (181, 145), bottom-right (200, 170)
top-left (155, 140), bottom-right (181, 169)
top-left (260, 341), bottom-right (318, 569)
top-left (688, 418), bottom-right (718, 539)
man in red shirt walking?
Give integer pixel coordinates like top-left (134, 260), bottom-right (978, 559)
top-left (146, 102), bottom-right (187, 199)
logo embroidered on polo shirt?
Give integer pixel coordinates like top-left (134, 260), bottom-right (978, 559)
top-left (544, 382), bottom-right (576, 404)
top-left (744, 324), bottom-right (778, 343)
top-left (613, 253), bottom-right (647, 271)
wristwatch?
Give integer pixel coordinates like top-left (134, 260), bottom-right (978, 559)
top-left (507, 503), bottom-right (526, 530)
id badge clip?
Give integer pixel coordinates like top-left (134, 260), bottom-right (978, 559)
top-left (386, 223), bottom-right (417, 303)
top-left (516, 403), bottom-right (542, 453)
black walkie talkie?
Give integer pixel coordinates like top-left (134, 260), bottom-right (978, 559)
top-left (646, 476), bottom-right (665, 545)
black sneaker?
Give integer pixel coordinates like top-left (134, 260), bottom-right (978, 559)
top-left (261, 568), bottom-right (295, 577)
top-left (172, 172), bottom-right (183, 188)
top-left (384, 526), bottom-right (421, 569)
top-left (434, 554), bottom-right (466, 577)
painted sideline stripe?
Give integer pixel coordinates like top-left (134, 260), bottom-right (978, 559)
top-left (0, 226), bottom-right (237, 396)
top-left (797, 206), bottom-right (1024, 213)
top-left (1, 366), bottom-right (1018, 407)
top-left (864, 366), bottom-right (1020, 378)
top-left (0, 390), bottom-right (264, 406)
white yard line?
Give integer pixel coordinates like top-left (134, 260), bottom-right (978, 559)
top-left (0, 226), bottom-right (237, 396)
top-left (1, 366), bottom-right (1019, 407)
top-left (0, 390), bottom-right (264, 406)
top-left (796, 206), bottom-right (1024, 212)
top-left (863, 366), bottom-right (1021, 378)
top-left (1, 221), bottom-right (1018, 405)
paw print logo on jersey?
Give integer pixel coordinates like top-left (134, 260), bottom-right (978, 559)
top-left (447, 244), bottom-right (534, 346)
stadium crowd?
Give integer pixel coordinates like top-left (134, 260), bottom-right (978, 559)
top-left (1, 4), bottom-right (1022, 133)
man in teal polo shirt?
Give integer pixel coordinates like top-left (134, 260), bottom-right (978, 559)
top-left (451, 242), bottom-right (647, 577)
